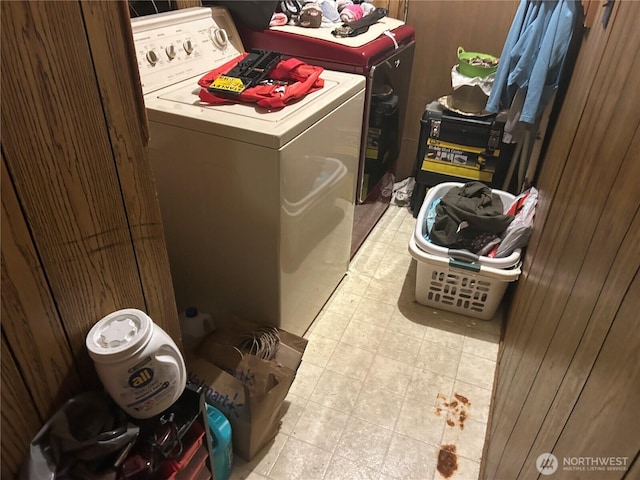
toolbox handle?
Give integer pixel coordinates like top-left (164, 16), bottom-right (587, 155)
top-left (448, 249), bottom-right (480, 264)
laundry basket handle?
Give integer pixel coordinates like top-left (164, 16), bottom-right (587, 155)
top-left (449, 249), bottom-right (480, 263)
top-left (449, 259), bottom-right (481, 272)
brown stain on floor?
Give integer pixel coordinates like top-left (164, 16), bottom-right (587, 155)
top-left (434, 392), bottom-right (472, 429)
top-left (437, 444), bottom-right (458, 478)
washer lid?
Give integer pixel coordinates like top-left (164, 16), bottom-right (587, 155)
top-left (144, 69), bottom-right (365, 149)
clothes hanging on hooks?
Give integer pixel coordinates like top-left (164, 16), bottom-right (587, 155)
top-left (486, 0), bottom-right (580, 124)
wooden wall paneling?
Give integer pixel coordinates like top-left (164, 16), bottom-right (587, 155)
top-left (549, 271), bottom-right (640, 478)
top-left (532, 0), bottom-right (618, 238)
top-left (624, 454), bottom-right (640, 479)
top-left (582, 0), bottom-right (599, 28)
top-left (490, 132), bottom-right (640, 478)
top-left (373, 0), bottom-right (406, 21)
top-left (519, 203), bottom-right (640, 477)
top-left (1, 156), bottom-right (82, 419)
top-left (0, 336), bottom-right (43, 478)
top-left (1, 1), bottom-right (146, 383)
top-left (80, 1), bottom-right (181, 343)
top-left (396, 1), bottom-right (519, 181)
top-left (487, 0), bottom-right (624, 435)
top-left (483, 1), bottom-right (639, 477)
top-left (490, 0), bottom-right (635, 430)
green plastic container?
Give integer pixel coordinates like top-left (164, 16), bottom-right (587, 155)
top-left (457, 46), bottom-right (499, 78)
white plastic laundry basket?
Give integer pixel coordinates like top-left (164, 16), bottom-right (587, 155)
top-left (409, 237), bottom-right (521, 320)
top-left (414, 182), bottom-right (521, 269)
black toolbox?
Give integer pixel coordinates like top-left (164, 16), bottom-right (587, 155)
top-left (410, 101), bottom-right (513, 215)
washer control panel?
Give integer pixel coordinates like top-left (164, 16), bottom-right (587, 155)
top-left (131, 7), bottom-right (243, 95)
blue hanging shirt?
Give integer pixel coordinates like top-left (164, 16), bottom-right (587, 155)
top-left (486, 0), bottom-right (578, 123)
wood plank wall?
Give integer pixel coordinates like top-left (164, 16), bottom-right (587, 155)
top-left (482, 1), bottom-right (640, 478)
top-left (0, 1), bottom-right (179, 476)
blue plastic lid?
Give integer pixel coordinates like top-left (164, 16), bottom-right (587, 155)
top-left (185, 306), bottom-right (198, 318)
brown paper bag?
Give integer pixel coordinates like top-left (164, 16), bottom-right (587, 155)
top-left (186, 318), bottom-right (307, 461)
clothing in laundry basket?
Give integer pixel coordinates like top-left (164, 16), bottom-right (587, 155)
top-left (429, 181), bottom-right (513, 253)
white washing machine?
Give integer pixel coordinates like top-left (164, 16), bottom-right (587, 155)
top-left (131, 7), bottom-right (365, 336)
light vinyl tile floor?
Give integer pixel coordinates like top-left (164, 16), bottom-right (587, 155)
top-left (230, 205), bottom-right (504, 480)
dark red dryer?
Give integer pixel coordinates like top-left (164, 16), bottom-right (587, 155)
top-left (238, 17), bottom-right (415, 254)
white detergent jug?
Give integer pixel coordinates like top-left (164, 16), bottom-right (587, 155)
top-left (86, 308), bottom-right (186, 419)
top-left (179, 306), bottom-right (215, 353)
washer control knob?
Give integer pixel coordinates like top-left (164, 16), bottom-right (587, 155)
top-left (145, 49), bottom-right (159, 66)
top-left (209, 27), bottom-right (228, 49)
top-left (183, 40), bottom-right (194, 55)
top-left (165, 44), bottom-right (177, 60)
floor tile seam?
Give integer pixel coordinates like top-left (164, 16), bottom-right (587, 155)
top-left (452, 378), bottom-right (493, 395)
top-left (329, 306), bottom-right (358, 347)
top-left (304, 362), bottom-right (361, 414)
top-left (324, 444), bottom-right (384, 479)
top-left (324, 361), bottom-right (373, 383)
top-left (421, 335), bottom-right (467, 353)
top-left (330, 416), bottom-right (397, 477)
top-left (461, 324), bottom-right (501, 341)
top-left (346, 314), bottom-right (392, 333)
top-left (463, 320), bottom-right (503, 336)
top-left (259, 432), bottom-right (290, 479)
top-left (367, 237), bottom-right (394, 256)
top-left (420, 336), bottom-right (466, 355)
top-left (325, 293), bottom-right (365, 318)
top-left (414, 345), bottom-right (463, 395)
top-left (303, 341), bottom-right (340, 370)
top-left (354, 334), bottom-right (383, 388)
top-left (360, 367), bottom-right (412, 399)
top-left (381, 321), bottom-right (429, 345)
top-left (449, 341), bottom-right (464, 386)
top-left (331, 326), bottom-right (381, 364)
top-left (274, 433), bottom-right (335, 480)
top-left (458, 346), bottom-right (500, 364)
top-left (282, 430), bottom-right (337, 455)
top-left (351, 235), bottom-right (384, 254)
top-left (351, 315), bottom-right (393, 331)
top-left (333, 412), bottom-right (395, 453)
top-left (305, 328), bottom-right (346, 348)
top-left (443, 415), bottom-right (488, 430)
top-left (284, 398), bottom-right (323, 445)
top-left (443, 449), bottom-right (483, 466)
top-left (387, 377), bottom-right (412, 435)
top-left (440, 421), bottom-right (489, 462)
top-left (381, 429), bottom-right (444, 471)
top-left (461, 329), bottom-right (501, 348)
top-left (411, 360), bottom-right (459, 385)
top-left (374, 346), bottom-right (424, 370)
top-left (412, 365), bottom-right (457, 404)
top-left (348, 410), bottom-right (398, 436)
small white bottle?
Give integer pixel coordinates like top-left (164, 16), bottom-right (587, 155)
top-left (179, 306), bottom-right (215, 353)
top-left (86, 308), bottom-right (186, 419)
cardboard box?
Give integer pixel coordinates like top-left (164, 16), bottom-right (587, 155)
top-left (186, 319), bottom-right (307, 461)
